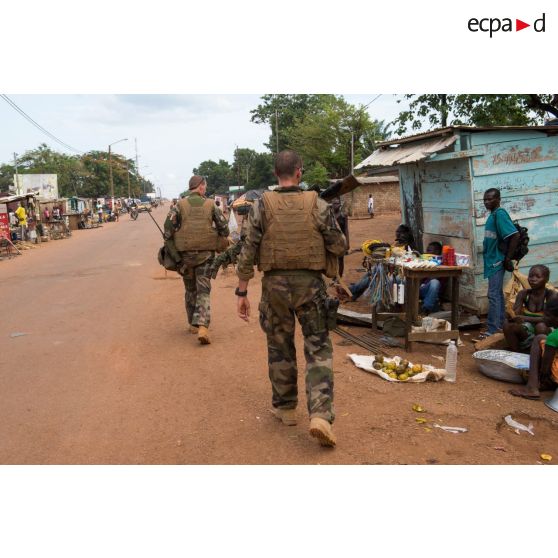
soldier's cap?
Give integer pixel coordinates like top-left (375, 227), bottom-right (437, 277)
top-left (189, 175), bottom-right (206, 190)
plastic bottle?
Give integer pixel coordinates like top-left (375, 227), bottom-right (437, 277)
top-left (445, 340), bottom-right (458, 382)
top-left (397, 277), bottom-right (405, 304)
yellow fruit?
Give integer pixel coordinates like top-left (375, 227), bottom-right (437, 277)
top-left (386, 362), bottom-right (396, 371)
top-left (388, 372), bottom-right (398, 380)
top-left (398, 373), bottom-right (409, 381)
top-left (412, 364), bottom-right (423, 373)
top-left (412, 404), bottom-right (426, 413)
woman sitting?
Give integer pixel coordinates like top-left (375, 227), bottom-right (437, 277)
top-left (509, 297), bottom-right (558, 400)
top-left (503, 265), bottom-right (556, 352)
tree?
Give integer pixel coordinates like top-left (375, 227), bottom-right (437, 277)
top-left (193, 159), bottom-right (233, 195)
top-left (303, 162), bottom-right (329, 188)
top-left (0, 144), bottom-right (145, 199)
top-left (250, 94), bottom-right (336, 153)
top-left (288, 96), bottom-right (390, 177)
top-left (392, 94), bottom-right (558, 136)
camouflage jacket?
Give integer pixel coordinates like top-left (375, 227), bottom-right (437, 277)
top-left (236, 186), bottom-right (346, 281)
top-left (164, 192), bottom-right (229, 268)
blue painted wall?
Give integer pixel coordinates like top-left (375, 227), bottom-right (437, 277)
top-left (398, 129), bottom-right (558, 314)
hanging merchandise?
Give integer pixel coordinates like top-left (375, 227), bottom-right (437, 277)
top-left (368, 262), bottom-right (394, 307)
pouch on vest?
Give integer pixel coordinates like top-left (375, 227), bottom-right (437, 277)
top-left (324, 252), bottom-right (339, 279)
top-left (158, 245), bottom-right (179, 272)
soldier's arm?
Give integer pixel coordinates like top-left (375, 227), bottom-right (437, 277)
top-left (236, 201), bottom-right (263, 282)
top-left (164, 207), bottom-right (180, 240)
top-left (316, 198), bottom-right (346, 256)
top-left (213, 205), bottom-right (230, 237)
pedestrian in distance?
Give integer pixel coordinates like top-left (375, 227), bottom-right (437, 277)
top-left (482, 188), bottom-right (520, 337)
top-left (367, 194), bottom-right (374, 218)
top-left (235, 149), bottom-right (346, 447)
top-left (168, 175), bottom-right (229, 345)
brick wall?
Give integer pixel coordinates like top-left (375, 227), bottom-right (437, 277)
top-left (343, 182), bottom-right (401, 217)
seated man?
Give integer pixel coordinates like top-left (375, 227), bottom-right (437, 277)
top-left (394, 224), bottom-right (417, 251)
top-left (503, 265), bottom-right (556, 352)
top-left (509, 298), bottom-right (558, 400)
top-left (419, 241), bottom-right (444, 314)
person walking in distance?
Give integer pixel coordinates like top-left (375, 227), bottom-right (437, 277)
top-left (235, 150), bottom-right (346, 447)
top-left (367, 194), bottom-right (374, 218)
top-left (171, 175), bottom-right (229, 345)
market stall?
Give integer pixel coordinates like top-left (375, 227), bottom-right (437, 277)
top-left (361, 242), bottom-right (467, 352)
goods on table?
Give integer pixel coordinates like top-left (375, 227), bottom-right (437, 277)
top-left (349, 354), bottom-right (447, 383)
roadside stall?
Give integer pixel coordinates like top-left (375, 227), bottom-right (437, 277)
top-left (359, 241), bottom-right (466, 351)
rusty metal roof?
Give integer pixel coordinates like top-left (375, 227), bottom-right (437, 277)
top-left (376, 125), bottom-right (558, 147)
top-left (355, 135), bottom-right (458, 169)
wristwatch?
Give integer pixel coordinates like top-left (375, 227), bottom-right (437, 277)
top-left (235, 287), bottom-right (248, 297)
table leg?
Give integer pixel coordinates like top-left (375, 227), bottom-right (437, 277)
top-left (404, 277), bottom-right (415, 352)
top-left (451, 276), bottom-right (460, 330)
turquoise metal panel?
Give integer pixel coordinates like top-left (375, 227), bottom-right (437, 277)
top-left (469, 130), bottom-right (550, 147)
top-left (472, 166), bottom-right (558, 196)
top-left (472, 136), bottom-right (558, 176)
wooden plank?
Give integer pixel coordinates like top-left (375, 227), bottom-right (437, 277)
top-left (470, 130), bottom-right (550, 147)
top-left (426, 146), bottom-right (485, 162)
top-left (472, 136), bottom-right (558, 177)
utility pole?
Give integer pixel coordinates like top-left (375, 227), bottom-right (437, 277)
top-left (135, 138), bottom-right (141, 195)
top-left (108, 144), bottom-right (114, 203)
top-left (13, 153), bottom-right (20, 195)
top-left (125, 159), bottom-right (131, 199)
top-left (350, 132), bottom-right (354, 174)
top-left (275, 110), bottom-right (279, 154)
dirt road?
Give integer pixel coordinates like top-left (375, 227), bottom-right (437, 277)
top-left (1, 209), bottom-right (557, 464)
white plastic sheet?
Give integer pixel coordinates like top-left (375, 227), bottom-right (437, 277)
top-left (348, 354), bottom-right (447, 383)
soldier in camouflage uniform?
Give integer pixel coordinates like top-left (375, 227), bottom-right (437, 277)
top-left (167, 175), bottom-right (229, 344)
top-left (236, 150), bottom-right (346, 447)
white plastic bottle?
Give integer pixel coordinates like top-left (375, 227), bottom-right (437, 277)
top-left (445, 340), bottom-right (457, 382)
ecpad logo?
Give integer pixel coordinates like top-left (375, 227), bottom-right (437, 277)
top-left (468, 13), bottom-right (546, 37)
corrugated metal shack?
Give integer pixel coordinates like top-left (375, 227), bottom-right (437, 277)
top-left (356, 126), bottom-right (558, 314)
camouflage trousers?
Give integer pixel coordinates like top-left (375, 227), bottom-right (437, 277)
top-left (181, 256), bottom-right (213, 327)
top-left (259, 271), bottom-right (334, 423)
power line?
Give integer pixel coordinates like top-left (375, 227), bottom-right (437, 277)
top-left (0, 94), bottom-right (84, 154)
top-left (363, 94), bottom-right (382, 110)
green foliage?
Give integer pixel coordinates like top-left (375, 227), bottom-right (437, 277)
top-left (392, 94), bottom-right (558, 136)
top-left (193, 159), bottom-right (233, 195)
top-left (250, 94), bottom-right (337, 153)
top-left (0, 143), bottom-right (149, 199)
top-left (303, 161), bottom-right (329, 188)
top-left (288, 96), bottom-right (390, 177)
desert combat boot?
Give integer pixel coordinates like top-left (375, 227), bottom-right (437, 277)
top-left (270, 407), bottom-right (297, 426)
top-left (197, 325), bottom-right (210, 345)
top-left (189, 325), bottom-right (199, 334)
top-left (309, 417), bottom-right (336, 447)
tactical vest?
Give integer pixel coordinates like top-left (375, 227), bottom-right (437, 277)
top-left (174, 197), bottom-right (219, 251)
top-left (258, 190), bottom-right (326, 272)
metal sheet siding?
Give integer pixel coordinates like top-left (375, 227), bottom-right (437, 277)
top-left (470, 132), bottom-right (558, 313)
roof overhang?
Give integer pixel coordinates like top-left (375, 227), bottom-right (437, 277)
top-left (355, 134), bottom-right (458, 169)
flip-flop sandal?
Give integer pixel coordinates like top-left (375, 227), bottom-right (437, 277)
top-left (508, 389), bottom-right (540, 400)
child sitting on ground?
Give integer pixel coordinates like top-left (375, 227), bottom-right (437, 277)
top-left (509, 297), bottom-right (558, 400)
top-left (503, 265), bottom-right (557, 352)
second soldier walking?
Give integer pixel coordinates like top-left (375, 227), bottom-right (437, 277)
top-left (168, 175), bottom-right (229, 345)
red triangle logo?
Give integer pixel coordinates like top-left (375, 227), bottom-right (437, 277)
top-left (516, 19), bottom-right (530, 31)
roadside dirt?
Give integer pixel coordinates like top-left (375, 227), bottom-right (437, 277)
top-left (0, 209), bottom-right (557, 464)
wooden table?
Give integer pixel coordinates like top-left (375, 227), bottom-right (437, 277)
top-left (371, 264), bottom-right (464, 352)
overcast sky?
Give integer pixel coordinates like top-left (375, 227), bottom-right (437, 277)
top-left (0, 94), bottom-right (407, 198)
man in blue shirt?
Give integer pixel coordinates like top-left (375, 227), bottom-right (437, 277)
top-left (483, 188), bottom-right (520, 336)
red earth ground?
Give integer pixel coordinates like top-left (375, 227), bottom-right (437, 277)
top-left (0, 208), bottom-right (556, 464)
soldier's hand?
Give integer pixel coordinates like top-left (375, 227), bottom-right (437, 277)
top-left (237, 296), bottom-right (250, 322)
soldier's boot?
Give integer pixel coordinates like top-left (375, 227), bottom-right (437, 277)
top-left (189, 325), bottom-right (199, 334)
top-left (309, 417), bottom-right (336, 447)
top-left (198, 326), bottom-right (210, 345)
top-left (270, 407), bottom-right (297, 426)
